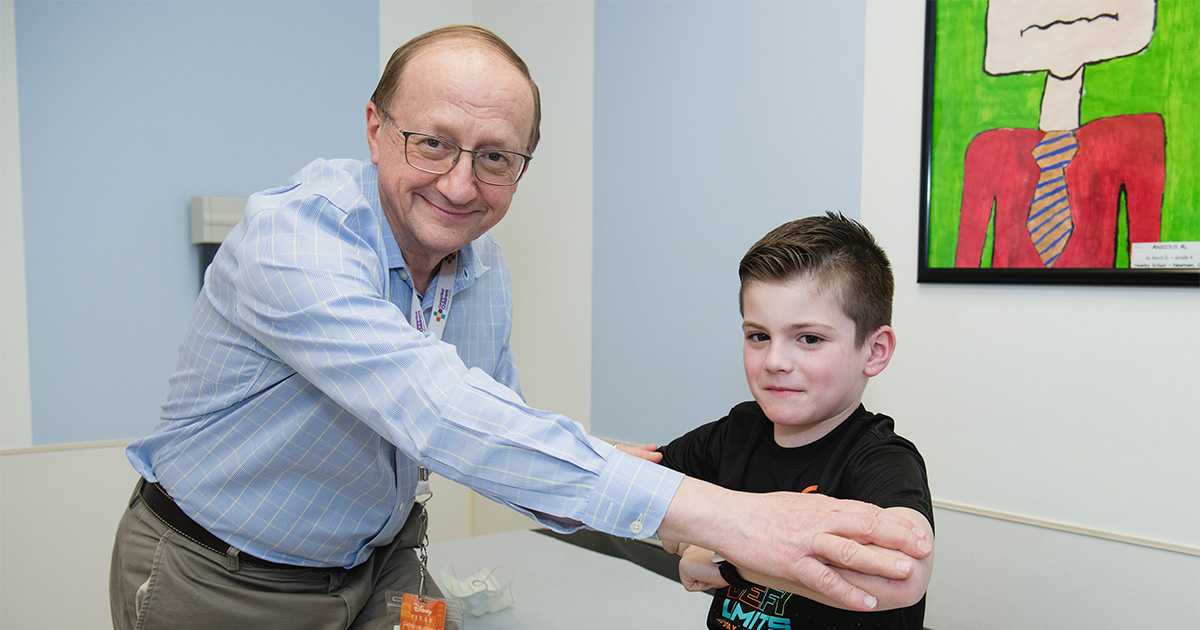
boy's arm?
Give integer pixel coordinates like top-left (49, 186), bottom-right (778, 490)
top-left (730, 506), bottom-right (934, 611)
top-left (657, 480), bottom-right (930, 611)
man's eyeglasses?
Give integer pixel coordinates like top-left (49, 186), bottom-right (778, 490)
top-left (384, 112), bottom-right (531, 187)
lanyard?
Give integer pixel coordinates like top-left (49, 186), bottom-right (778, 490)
top-left (407, 254), bottom-right (458, 514)
top-left (408, 253), bottom-right (458, 341)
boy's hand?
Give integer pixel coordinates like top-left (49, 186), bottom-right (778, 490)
top-left (678, 545), bottom-right (728, 592)
top-left (613, 442), bottom-right (663, 464)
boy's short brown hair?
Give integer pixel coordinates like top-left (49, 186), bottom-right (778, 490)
top-left (738, 212), bottom-right (894, 347)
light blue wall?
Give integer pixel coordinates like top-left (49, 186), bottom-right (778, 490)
top-left (16, 0), bottom-right (378, 444)
top-left (592, 0), bottom-right (867, 444)
top-left (14, 0), bottom-right (866, 447)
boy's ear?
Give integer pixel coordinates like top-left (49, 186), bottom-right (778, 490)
top-left (862, 325), bottom-right (896, 377)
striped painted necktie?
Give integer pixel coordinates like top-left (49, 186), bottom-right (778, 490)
top-left (1027, 130), bottom-right (1079, 267)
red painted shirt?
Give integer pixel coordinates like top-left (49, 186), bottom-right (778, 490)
top-left (956, 114), bottom-right (1165, 268)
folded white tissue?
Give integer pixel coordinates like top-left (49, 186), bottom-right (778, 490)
top-left (439, 566), bottom-right (517, 617)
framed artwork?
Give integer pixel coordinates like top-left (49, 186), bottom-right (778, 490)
top-left (918, 0), bottom-right (1200, 286)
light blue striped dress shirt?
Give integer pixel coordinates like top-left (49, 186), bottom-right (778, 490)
top-left (127, 158), bottom-right (682, 568)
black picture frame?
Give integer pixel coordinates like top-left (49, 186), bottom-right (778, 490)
top-left (917, 0), bottom-right (1199, 287)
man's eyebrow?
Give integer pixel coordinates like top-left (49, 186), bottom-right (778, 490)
top-left (420, 123), bottom-right (522, 152)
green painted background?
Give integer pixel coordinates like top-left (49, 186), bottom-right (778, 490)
top-left (925, 0), bottom-right (1199, 268)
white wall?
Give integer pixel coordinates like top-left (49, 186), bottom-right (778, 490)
top-left (1, 0), bottom-right (31, 448)
top-left (0, 443), bottom-right (136, 629)
top-left (859, 2), bottom-right (1200, 627)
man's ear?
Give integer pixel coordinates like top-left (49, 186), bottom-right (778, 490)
top-left (863, 325), bottom-right (896, 377)
top-left (366, 101), bottom-right (384, 165)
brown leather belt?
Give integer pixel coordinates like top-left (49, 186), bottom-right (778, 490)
top-left (138, 478), bottom-right (304, 570)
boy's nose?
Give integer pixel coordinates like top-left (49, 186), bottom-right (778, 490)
top-left (763, 345), bottom-right (792, 372)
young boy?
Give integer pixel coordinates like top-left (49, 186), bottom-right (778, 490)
top-left (652, 213), bottom-right (934, 629)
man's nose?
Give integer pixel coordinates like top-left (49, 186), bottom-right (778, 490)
top-left (437, 154), bottom-right (480, 204)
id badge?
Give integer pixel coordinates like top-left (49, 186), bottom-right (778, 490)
top-left (396, 593), bottom-right (447, 630)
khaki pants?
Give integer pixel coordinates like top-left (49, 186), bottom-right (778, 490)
top-left (109, 480), bottom-right (456, 630)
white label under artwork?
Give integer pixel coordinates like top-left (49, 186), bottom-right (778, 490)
top-left (1130, 242), bottom-right (1200, 269)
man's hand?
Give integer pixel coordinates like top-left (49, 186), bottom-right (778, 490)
top-left (656, 477), bottom-right (931, 611)
top-left (732, 506), bottom-right (935, 611)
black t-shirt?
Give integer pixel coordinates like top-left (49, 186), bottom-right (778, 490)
top-left (658, 402), bottom-right (933, 630)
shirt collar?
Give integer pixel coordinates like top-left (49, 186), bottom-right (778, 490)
top-left (381, 220), bottom-right (489, 283)
top-left (372, 182), bottom-right (489, 291)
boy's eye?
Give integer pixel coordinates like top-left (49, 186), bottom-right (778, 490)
top-left (746, 332), bottom-right (770, 343)
top-left (799, 334), bottom-right (822, 345)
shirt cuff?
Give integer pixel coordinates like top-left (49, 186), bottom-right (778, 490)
top-left (580, 444), bottom-right (684, 539)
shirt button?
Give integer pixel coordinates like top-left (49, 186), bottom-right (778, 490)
top-left (629, 519), bottom-right (643, 535)
top-left (399, 270), bottom-right (410, 281)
